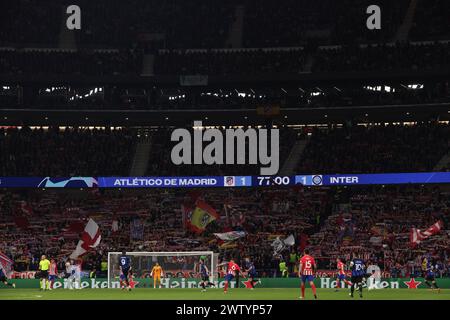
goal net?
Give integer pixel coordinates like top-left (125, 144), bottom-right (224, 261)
top-left (107, 251), bottom-right (218, 288)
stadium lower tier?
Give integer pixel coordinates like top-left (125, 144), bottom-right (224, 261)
top-left (0, 185), bottom-right (448, 278)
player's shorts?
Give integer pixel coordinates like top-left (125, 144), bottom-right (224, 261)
top-left (120, 274), bottom-right (127, 281)
top-left (224, 273), bottom-right (234, 282)
top-left (337, 274), bottom-right (346, 280)
top-left (153, 275), bottom-right (161, 280)
top-left (351, 275), bottom-right (363, 284)
top-left (48, 275), bottom-right (56, 281)
top-left (40, 270), bottom-right (49, 279)
top-left (301, 275), bottom-right (315, 282)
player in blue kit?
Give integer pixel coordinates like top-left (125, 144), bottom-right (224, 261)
top-left (198, 259), bottom-right (215, 292)
top-left (119, 251), bottom-right (132, 291)
top-left (349, 255), bottom-right (365, 298)
top-left (245, 257), bottom-right (259, 290)
top-left (424, 260), bottom-right (440, 293)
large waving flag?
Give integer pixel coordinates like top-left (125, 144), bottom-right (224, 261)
top-left (410, 220), bottom-right (444, 246)
top-left (0, 252), bottom-right (14, 278)
top-left (184, 200), bottom-right (219, 234)
top-left (271, 234), bottom-right (296, 256)
top-left (70, 219), bottom-right (101, 259)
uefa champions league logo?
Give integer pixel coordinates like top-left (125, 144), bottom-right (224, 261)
top-left (37, 177), bottom-right (98, 188)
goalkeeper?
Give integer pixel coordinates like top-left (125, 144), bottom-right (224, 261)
top-left (150, 262), bottom-right (164, 288)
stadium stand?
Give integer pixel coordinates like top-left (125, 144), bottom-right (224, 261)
top-left (0, 0), bottom-right (449, 286)
top-left (410, 0), bottom-right (450, 40)
top-left (0, 126), bottom-right (136, 176)
top-left (296, 123), bottom-right (450, 174)
top-left (0, 186), bottom-right (448, 277)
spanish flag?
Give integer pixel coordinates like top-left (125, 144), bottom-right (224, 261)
top-left (184, 200), bottom-right (219, 234)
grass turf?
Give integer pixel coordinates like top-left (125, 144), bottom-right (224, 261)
top-left (0, 288), bottom-right (448, 300)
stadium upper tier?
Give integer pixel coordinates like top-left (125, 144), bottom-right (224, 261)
top-left (0, 123), bottom-right (448, 177)
top-left (1, 0), bottom-right (448, 48)
top-left (0, 42), bottom-right (449, 114)
top-left (1, 42), bottom-right (449, 76)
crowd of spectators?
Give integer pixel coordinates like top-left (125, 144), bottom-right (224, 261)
top-left (242, 0), bottom-right (337, 47)
top-left (145, 126), bottom-right (299, 176)
top-left (243, 0), bottom-right (410, 47)
top-left (0, 0), bottom-right (61, 46)
top-left (0, 126), bottom-right (136, 176)
top-left (410, 0), bottom-right (450, 41)
top-left (1, 0), bottom-right (449, 50)
top-left (0, 49), bottom-right (141, 75)
top-left (0, 42), bottom-right (449, 78)
top-left (0, 185), bottom-right (447, 278)
top-left (154, 49), bottom-right (306, 75)
top-left (155, 42), bottom-right (450, 75)
top-left (312, 42), bottom-right (450, 73)
top-left (0, 0), bottom-right (236, 48)
top-left (297, 123), bottom-right (450, 174)
top-left (0, 123), bottom-right (448, 177)
top-left (75, 0), bottom-right (236, 48)
top-left (308, 185), bottom-right (449, 278)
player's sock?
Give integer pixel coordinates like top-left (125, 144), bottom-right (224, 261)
top-left (224, 281), bottom-right (229, 292)
top-left (208, 282), bottom-right (215, 287)
top-left (359, 284), bottom-right (363, 297)
top-left (336, 279), bottom-right (340, 288)
top-left (301, 284), bottom-right (305, 298)
top-left (433, 282), bottom-right (439, 289)
top-left (311, 283), bottom-right (317, 298)
top-left (201, 282), bottom-right (206, 289)
top-left (344, 280), bottom-right (352, 286)
top-left (350, 284), bottom-right (355, 297)
top-left (424, 281), bottom-right (431, 288)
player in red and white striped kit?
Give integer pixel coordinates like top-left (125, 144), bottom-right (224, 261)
top-left (298, 249), bottom-right (318, 299)
top-left (219, 258), bottom-right (243, 294)
top-left (47, 258), bottom-right (58, 290)
top-left (335, 258), bottom-right (352, 291)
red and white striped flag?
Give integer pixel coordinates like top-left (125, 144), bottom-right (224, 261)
top-left (410, 220), bottom-right (443, 246)
top-left (0, 252), bottom-right (14, 278)
top-left (70, 219), bottom-right (101, 259)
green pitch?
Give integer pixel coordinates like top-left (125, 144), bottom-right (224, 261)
top-left (0, 288), bottom-right (448, 300)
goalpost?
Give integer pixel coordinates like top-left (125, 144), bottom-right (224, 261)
top-left (107, 251), bottom-right (219, 289)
